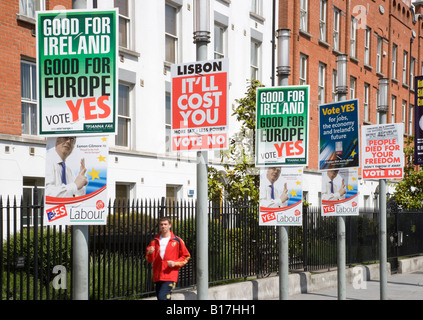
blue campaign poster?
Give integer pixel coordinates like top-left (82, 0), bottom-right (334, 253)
top-left (319, 99), bottom-right (359, 170)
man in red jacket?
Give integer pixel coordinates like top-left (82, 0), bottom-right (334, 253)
top-left (146, 216), bottom-right (190, 300)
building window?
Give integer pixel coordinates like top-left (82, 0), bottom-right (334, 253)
top-left (409, 104), bottom-right (414, 135)
top-left (318, 63), bottom-right (326, 104)
top-left (22, 177), bottom-right (44, 226)
top-left (165, 3), bottom-right (179, 64)
top-left (392, 44), bottom-right (397, 79)
top-left (333, 8), bottom-right (340, 51)
top-left (165, 91), bottom-right (172, 153)
top-left (166, 184), bottom-right (182, 202)
top-left (299, 54), bottom-right (308, 85)
top-left (116, 183), bottom-right (134, 202)
top-left (115, 0), bottom-right (131, 49)
top-left (319, 0), bottom-right (327, 42)
top-left (349, 76), bottom-right (356, 99)
top-left (250, 40), bottom-right (260, 80)
top-left (364, 83), bottom-right (370, 122)
top-left (376, 36), bottom-right (382, 73)
top-left (410, 57), bottom-right (415, 90)
top-left (402, 100), bottom-right (407, 127)
top-left (251, 0), bottom-right (262, 15)
top-left (19, 0), bottom-right (44, 19)
top-left (214, 24), bottom-right (226, 59)
top-left (116, 83), bottom-right (131, 147)
top-left (332, 70), bottom-right (338, 102)
top-left (364, 27), bottom-right (371, 65)
top-left (21, 60), bottom-right (37, 135)
top-left (391, 95), bottom-right (396, 124)
top-left (350, 17), bottom-right (357, 58)
top-left (403, 51), bottom-right (408, 85)
top-left (300, 0), bottom-right (308, 32)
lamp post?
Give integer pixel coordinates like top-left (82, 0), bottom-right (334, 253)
top-left (276, 28), bottom-right (290, 300)
top-left (377, 78), bottom-right (389, 300)
top-left (193, 0), bottom-right (210, 301)
top-left (336, 54), bottom-right (348, 300)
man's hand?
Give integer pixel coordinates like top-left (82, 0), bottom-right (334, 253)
top-left (167, 261), bottom-right (176, 268)
top-left (339, 179), bottom-right (346, 197)
top-left (75, 158), bottom-right (88, 190)
top-left (148, 246), bottom-right (155, 254)
top-left (280, 183), bottom-right (289, 203)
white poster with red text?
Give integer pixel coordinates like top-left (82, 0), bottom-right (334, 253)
top-left (171, 59), bottom-right (228, 151)
top-left (361, 123), bottom-right (404, 179)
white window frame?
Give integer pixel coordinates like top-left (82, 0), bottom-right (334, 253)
top-left (349, 76), bottom-right (356, 99)
top-left (410, 57), bottom-right (415, 90)
top-left (299, 54), bottom-right (308, 85)
top-left (376, 36), bottom-right (382, 73)
top-left (250, 40), bottom-right (261, 80)
top-left (333, 8), bottom-right (340, 51)
top-left (21, 60), bottom-right (37, 136)
top-left (115, 0), bottom-right (132, 50)
top-left (364, 27), bottom-right (371, 65)
top-left (392, 44), bottom-right (397, 80)
top-left (350, 17), bottom-right (357, 58)
top-left (19, 0), bottom-right (44, 19)
top-left (251, 0), bottom-right (262, 16)
top-left (391, 95), bottom-right (396, 124)
top-left (332, 70), bottom-right (338, 102)
top-left (409, 104), bottom-right (414, 135)
top-left (318, 62), bottom-right (326, 104)
top-left (364, 83), bottom-right (370, 122)
top-left (214, 23), bottom-right (226, 59)
top-left (116, 83), bottom-right (132, 148)
top-left (402, 100), bottom-right (407, 127)
top-left (165, 3), bottom-right (179, 64)
top-left (403, 51), bottom-right (408, 85)
top-left (319, 0), bottom-right (327, 42)
top-left (300, 0), bottom-right (308, 32)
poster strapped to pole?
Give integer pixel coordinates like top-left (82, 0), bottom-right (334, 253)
top-left (318, 99), bottom-right (359, 171)
top-left (255, 86), bottom-right (309, 167)
top-left (361, 123), bottom-right (404, 179)
top-left (36, 9), bottom-right (118, 136)
top-left (414, 75), bottom-right (423, 165)
top-left (171, 58), bottom-right (229, 151)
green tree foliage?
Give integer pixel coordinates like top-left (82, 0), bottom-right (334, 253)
top-left (208, 79), bottom-right (264, 202)
top-left (391, 136), bottom-right (423, 209)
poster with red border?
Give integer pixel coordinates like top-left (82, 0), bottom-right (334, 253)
top-left (171, 59), bottom-right (228, 151)
top-left (361, 123), bottom-right (404, 180)
top-left (44, 135), bottom-right (109, 225)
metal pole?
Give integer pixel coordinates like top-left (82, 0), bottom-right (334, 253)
top-left (72, 226), bottom-right (89, 300)
top-left (378, 78), bottom-right (389, 300)
top-left (193, 0), bottom-right (210, 300)
top-left (72, 0), bottom-right (89, 301)
top-left (336, 54), bottom-right (348, 300)
top-left (277, 29), bottom-right (290, 300)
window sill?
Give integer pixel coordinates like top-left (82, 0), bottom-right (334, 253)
top-left (318, 40), bottom-right (330, 49)
top-left (299, 29), bottom-right (312, 39)
top-left (119, 47), bottom-right (140, 58)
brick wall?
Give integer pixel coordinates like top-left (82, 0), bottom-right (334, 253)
top-left (0, 0), bottom-right (72, 135)
top-left (278, 0), bottom-right (423, 170)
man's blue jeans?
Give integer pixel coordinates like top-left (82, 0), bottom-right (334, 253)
top-left (155, 281), bottom-right (176, 300)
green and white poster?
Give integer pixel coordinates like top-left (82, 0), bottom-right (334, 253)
top-left (36, 9), bottom-right (118, 136)
top-left (255, 86), bottom-right (309, 167)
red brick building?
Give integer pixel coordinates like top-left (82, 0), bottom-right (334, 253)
top-left (278, 0), bottom-right (423, 171)
top-left (0, 0), bottom-right (72, 136)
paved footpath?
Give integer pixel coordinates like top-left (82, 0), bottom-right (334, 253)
top-left (289, 271), bottom-right (423, 300)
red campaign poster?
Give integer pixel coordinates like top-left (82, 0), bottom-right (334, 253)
top-left (171, 59), bottom-right (228, 151)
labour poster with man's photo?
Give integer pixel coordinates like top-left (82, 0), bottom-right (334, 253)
top-left (259, 167), bottom-right (303, 226)
top-left (321, 168), bottom-right (359, 217)
top-left (44, 135), bottom-right (109, 225)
